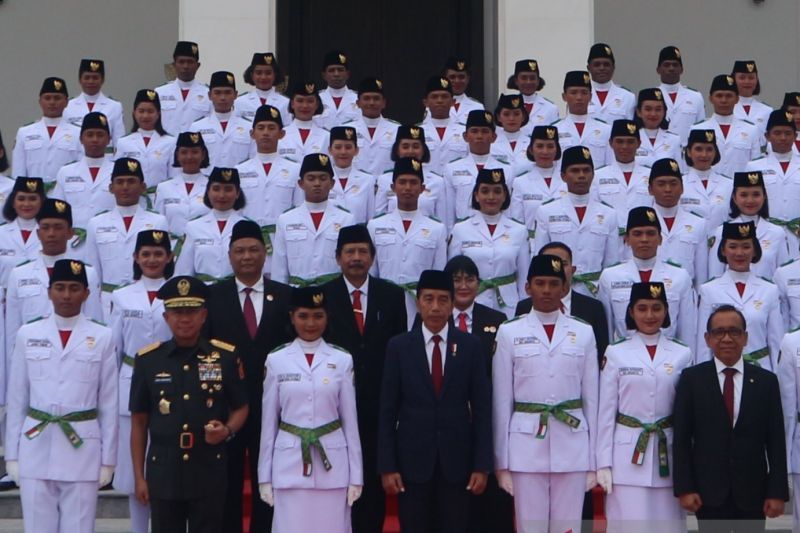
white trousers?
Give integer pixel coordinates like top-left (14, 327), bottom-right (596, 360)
top-left (511, 471), bottom-right (586, 533)
top-left (20, 478), bottom-right (98, 533)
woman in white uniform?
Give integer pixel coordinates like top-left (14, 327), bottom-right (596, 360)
top-left (234, 52), bottom-right (291, 126)
top-left (448, 168), bottom-right (529, 317)
top-left (174, 167), bottom-right (246, 283)
top-left (680, 129), bottom-right (732, 232)
top-left (707, 170), bottom-right (789, 280)
top-left (258, 286), bottom-right (363, 533)
top-left (0, 177), bottom-right (45, 283)
top-left (634, 88), bottom-right (682, 167)
top-left (109, 229), bottom-right (173, 533)
top-left (597, 281), bottom-right (692, 533)
top-left (491, 93), bottom-right (531, 166)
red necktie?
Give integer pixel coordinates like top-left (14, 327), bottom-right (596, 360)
top-left (475, 164), bottom-right (484, 172)
top-left (339, 178), bottom-right (348, 190)
top-left (185, 182), bottom-right (194, 195)
top-left (719, 124), bottom-right (731, 139)
top-left (623, 171), bottom-right (632, 185)
top-left (89, 167), bottom-right (100, 181)
top-left (402, 219), bottom-right (411, 232)
top-left (243, 287), bottom-right (258, 339)
top-left (646, 345), bottom-right (657, 360)
top-left (262, 162), bottom-right (272, 176)
top-left (544, 177), bottom-right (552, 188)
top-left (305, 353), bottom-right (314, 367)
top-left (457, 312), bottom-right (468, 332)
top-left (47, 267), bottom-right (54, 278)
top-left (58, 330), bottom-right (72, 348)
top-left (181, 89), bottom-right (190, 101)
top-left (123, 216), bottom-right (133, 231)
top-left (220, 121), bottom-right (228, 133)
top-left (596, 90), bottom-right (609, 106)
top-left (524, 103), bottom-right (533, 114)
top-left (487, 224), bottom-right (497, 236)
top-left (575, 206), bottom-right (587, 223)
top-left (669, 92), bottom-right (677, 103)
top-left (663, 217), bottom-right (675, 231)
top-left (735, 281), bottom-right (746, 297)
top-left (701, 179), bottom-right (709, 189)
top-left (453, 102), bottom-right (461, 113)
top-left (722, 367), bottom-right (737, 425)
top-left (543, 323), bottom-right (555, 341)
top-left (87, 102), bottom-right (95, 112)
top-left (649, 137), bottom-right (656, 146)
top-left (332, 96), bottom-right (343, 109)
top-left (742, 105), bottom-right (751, 115)
top-left (780, 161), bottom-right (790, 174)
top-left (310, 211), bottom-right (324, 230)
top-left (431, 334), bottom-right (443, 395)
top-left (217, 220), bottom-right (227, 233)
top-left (47, 126), bottom-right (56, 138)
top-left (260, 97), bottom-right (266, 106)
top-left (436, 127), bottom-right (446, 140)
top-left (298, 128), bottom-right (310, 144)
top-left (143, 136), bottom-right (151, 147)
top-left (509, 141), bottom-right (517, 152)
top-left (639, 270), bottom-right (652, 283)
top-left (352, 289), bottom-right (365, 335)
top-left (147, 291), bottom-right (158, 304)
top-left (367, 127), bottom-right (376, 139)
top-left (20, 229), bottom-right (31, 243)
top-left (574, 122), bottom-right (585, 137)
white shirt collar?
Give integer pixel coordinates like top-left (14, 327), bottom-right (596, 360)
top-left (344, 276), bottom-right (369, 297)
top-left (454, 303), bottom-right (475, 320)
top-left (714, 355), bottom-right (745, 375)
top-left (422, 322), bottom-right (449, 344)
top-left (236, 276), bottom-right (264, 293)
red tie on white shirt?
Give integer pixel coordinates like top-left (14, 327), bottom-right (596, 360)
top-left (402, 219), bottom-right (411, 233)
top-left (310, 211), bottom-right (324, 230)
top-left (701, 179), bottom-right (709, 189)
top-left (260, 97), bottom-right (266, 106)
top-left (719, 124), bottom-right (731, 139)
top-left (332, 96), bottom-right (342, 109)
top-left (47, 126), bottom-right (57, 138)
top-left (453, 102), bottom-right (460, 113)
top-left (668, 92), bottom-right (677, 104)
top-left (431, 335), bottom-right (443, 395)
top-left (147, 291), bottom-right (158, 304)
top-left (646, 345), bottom-right (657, 360)
top-left (368, 127), bottom-right (376, 139)
top-left (780, 161), bottom-right (790, 174)
top-left (663, 217), bottom-right (675, 231)
top-left (457, 312), bottom-right (468, 332)
top-left (20, 229), bottom-right (31, 243)
top-left (47, 267), bottom-right (54, 278)
top-left (436, 127), bottom-right (446, 140)
top-left (143, 136), bottom-right (151, 147)
top-left (217, 220), bottom-right (227, 233)
top-left (352, 289), bottom-right (365, 335)
top-left (596, 91), bottom-right (609, 106)
top-left (243, 287), bottom-right (258, 339)
top-left (476, 164), bottom-right (484, 172)
top-left (544, 177), bottom-right (552, 188)
top-left (86, 102), bottom-right (95, 112)
top-left (524, 103), bottom-right (533, 114)
top-left (59, 330), bottom-right (72, 348)
top-left (339, 178), bottom-right (348, 190)
top-left (262, 162), bottom-right (272, 176)
top-left (181, 89), bottom-right (190, 101)
top-left (89, 167), bottom-right (100, 181)
top-left (742, 105), bottom-right (751, 115)
top-left (543, 323), bottom-right (555, 341)
top-left (639, 270), bottom-right (652, 283)
top-left (509, 141), bottom-right (517, 152)
top-left (575, 206), bottom-right (586, 223)
top-left (220, 121), bottom-right (228, 133)
top-left (623, 171), bottom-right (632, 185)
top-left (574, 122), bottom-right (585, 137)
top-left (298, 128), bottom-right (310, 144)
top-left (649, 137), bottom-right (656, 146)
top-left (305, 353), bottom-right (314, 366)
top-left (487, 224), bottom-right (497, 236)
top-left (185, 182), bottom-right (194, 195)
top-left (123, 216), bottom-right (133, 231)
top-left (735, 282), bottom-right (746, 297)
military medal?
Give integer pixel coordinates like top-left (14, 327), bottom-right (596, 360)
top-left (206, 398), bottom-right (214, 408)
top-left (86, 337), bottom-right (96, 349)
top-left (158, 398), bottom-right (171, 415)
top-left (198, 363), bottom-right (223, 382)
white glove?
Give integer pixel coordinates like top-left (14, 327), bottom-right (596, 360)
top-left (585, 471), bottom-right (598, 491)
top-left (99, 466), bottom-right (114, 487)
top-left (5, 461), bottom-right (19, 484)
top-left (347, 485), bottom-right (362, 507)
top-left (259, 483), bottom-right (274, 506)
top-left (596, 467), bottom-right (613, 494)
top-left (496, 469), bottom-right (514, 496)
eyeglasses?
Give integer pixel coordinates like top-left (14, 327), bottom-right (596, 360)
top-left (708, 327), bottom-right (745, 340)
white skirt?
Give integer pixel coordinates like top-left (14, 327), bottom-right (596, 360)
top-left (606, 484), bottom-right (686, 533)
top-left (273, 488), bottom-right (350, 533)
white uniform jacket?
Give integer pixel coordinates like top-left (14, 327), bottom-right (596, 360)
top-left (444, 154), bottom-right (513, 228)
top-left (351, 116), bottom-right (399, 176)
top-left (591, 162), bottom-right (654, 224)
top-left (589, 82), bottom-right (636, 124)
top-left (0, 220), bottom-right (42, 285)
top-left (374, 167), bottom-right (447, 221)
top-left (420, 118), bottom-right (468, 176)
top-left (236, 155), bottom-right (302, 229)
top-left (774, 259), bottom-right (800, 331)
top-left (174, 211), bottom-right (246, 282)
top-left (519, 93), bottom-right (560, 135)
top-left (509, 166), bottom-right (567, 235)
top-left (63, 93), bottom-right (126, 147)
top-left (707, 217), bottom-right (790, 281)
top-left (734, 98), bottom-right (773, 136)
top-left (51, 158), bottom-right (117, 231)
top-left (692, 117), bottom-right (762, 177)
top-left (659, 83), bottom-right (705, 145)
top-left (154, 174), bottom-right (210, 236)
top-left (449, 93), bottom-right (484, 123)
top-left (328, 167), bottom-right (376, 224)
top-left (655, 208), bottom-right (708, 284)
top-left (747, 153), bottom-right (800, 255)
top-left (12, 119), bottom-right (82, 183)
top-left (278, 122), bottom-right (329, 161)
top-left (635, 129), bottom-right (682, 168)
top-left (114, 132), bottom-right (178, 192)
top-left (155, 79), bottom-right (211, 135)
top-left (190, 114), bottom-right (254, 168)
top-left (318, 88), bottom-right (360, 130)
top-left (554, 116), bottom-right (614, 168)
top-left (679, 170), bottom-right (732, 232)
top-left (233, 89), bottom-right (292, 126)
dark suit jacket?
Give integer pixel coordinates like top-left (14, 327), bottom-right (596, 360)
top-left (322, 275), bottom-right (407, 436)
top-left (205, 277), bottom-right (293, 427)
top-left (515, 291), bottom-right (609, 361)
top-left (377, 327), bottom-right (492, 485)
top-left (672, 360), bottom-right (789, 510)
top-left (471, 303), bottom-right (507, 375)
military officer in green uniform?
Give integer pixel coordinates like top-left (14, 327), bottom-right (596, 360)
top-left (129, 275), bottom-right (249, 533)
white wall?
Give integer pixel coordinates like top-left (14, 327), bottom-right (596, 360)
top-left (179, 0), bottom-right (276, 89)
top-left (496, 0), bottom-right (595, 110)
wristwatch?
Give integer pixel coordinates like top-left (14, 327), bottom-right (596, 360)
top-left (224, 424), bottom-right (235, 442)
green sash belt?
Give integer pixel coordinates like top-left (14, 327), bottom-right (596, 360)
top-left (769, 217), bottom-right (800, 237)
top-left (572, 271), bottom-right (601, 296)
top-left (615, 413), bottom-right (673, 477)
top-left (289, 273), bottom-right (340, 288)
top-left (70, 227), bottom-right (87, 249)
top-left (261, 224), bottom-right (276, 255)
top-left (122, 354), bottom-right (136, 368)
top-left (393, 281), bottom-right (418, 295)
top-left (143, 189), bottom-right (157, 210)
top-left (101, 282), bottom-right (120, 293)
top-left (279, 419), bottom-right (342, 476)
top-left (514, 399), bottom-right (583, 439)
top-left (171, 233), bottom-right (185, 258)
top-left (25, 407), bottom-right (98, 449)
top-left (743, 346), bottom-right (769, 367)
top-left (478, 274), bottom-right (517, 308)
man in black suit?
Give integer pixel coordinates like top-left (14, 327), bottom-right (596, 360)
top-left (322, 224), bottom-right (407, 533)
top-left (443, 255), bottom-right (512, 533)
top-left (378, 270), bottom-right (492, 533)
top-left (673, 305), bottom-right (788, 532)
top-left (205, 220), bottom-right (293, 533)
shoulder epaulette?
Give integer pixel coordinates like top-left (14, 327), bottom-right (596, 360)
top-left (372, 212), bottom-right (387, 219)
top-left (210, 338), bottom-right (236, 352)
top-left (493, 155), bottom-right (510, 163)
top-left (669, 337), bottom-right (689, 347)
top-left (750, 155), bottom-right (765, 161)
top-left (281, 205), bottom-right (296, 214)
top-left (90, 318), bottom-right (107, 326)
top-left (268, 342), bottom-right (291, 355)
top-left (686, 86), bottom-right (699, 92)
top-left (542, 96), bottom-right (554, 104)
top-left (427, 215), bottom-right (442, 223)
top-left (599, 200), bottom-right (613, 209)
top-left (595, 165), bottom-right (608, 171)
top-left (701, 276), bottom-right (718, 285)
top-left (137, 341), bottom-right (162, 356)
top-left (0, 221), bottom-right (7, 227)
top-left (385, 118), bottom-right (400, 125)
top-left (500, 315), bottom-right (523, 325)
top-left (188, 214), bottom-right (203, 222)
top-left (780, 258), bottom-right (796, 268)
top-left (541, 198), bottom-right (556, 205)
top-left (328, 343), bottom-right (351, 355)
top-left (569, 315), bottom-right (590, 326)
top-left (789, 325), bottom-right (800, 334)
top-left (550, 119), bottom-right (564, 126)
top-left (454, 216), bottom-right (470, 224)
top-left (510, 217), bottom-right (524, 226)
top-left (689, 211), bottom-right (704, 219)
top-left (239, 91), bottom-right (250, 97)
top-left (448, 157), bottom-right (462, 164)
top-left (606, 261), bottom-right (623, 268)
top-left (692, 119), bottom-right (706, 126)
top-left (758, 276), bottom-right (775, 284)
top-left (22, 120), bottom-right (36, 127)
top-left (25, 316), bottom-right (44, 324)
top-left (665, 259), bottom-right (683, 268)
top-left (609, 337), bottom-right (627, 345)
top-left (515, 170), bottom-right (530, 178)
top-left (15, 258), bottom-right (33, 268)
top-left (617, 227), bottom-right (626, 236)
top-left (742, 119), bottom-right (755, 126)
top-left (335, 205), bottom-right (351, 213)
top-left (95, 209), bottom-right (110, 216)
top-left (594, 118), bottom-right (608, 124)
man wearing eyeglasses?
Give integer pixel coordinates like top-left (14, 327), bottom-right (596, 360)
top-left (673, 305), bottom-right (788, 532)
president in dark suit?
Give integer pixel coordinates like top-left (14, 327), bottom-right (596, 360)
top-left (321, 225), bottom-right (407, 533)
top-left (673, 305), bottom-right (788, 532)
top-left (205, 220), bottom-right (293, 533)
top-left (378, 270), bottom-right (493, 533)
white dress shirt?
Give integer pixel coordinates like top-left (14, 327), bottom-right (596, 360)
top-left (714, 356), bottom-right (745, 425)
top-left (236, 276), bottom-right (264, 326)
top-left (453, 303), bottom-right (475, 333)
top-left (561, 290), bottom-right (572, 315)
top-left (344, 276), bottom-right (369, 319)
top-left (422, 322), bottom-right (449, 374)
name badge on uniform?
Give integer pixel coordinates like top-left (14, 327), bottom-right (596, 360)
top-left (154, 372), bottom-right (172, 384)
top-left (26, 338), bottom-right (52, 348)
top-left (196, 238), bottom-right (214, 246)
top-left (123, 309), bottom-right (144, 319)
top-left (461, 241), bottom-right (482, 249)
top-left (619, 367), bottom-right (644, 376)
top-left (513, 336), bottom-right (536, 345)
top-left (198, 363), bottom-right (222, 382)
top-left (374, 227), bottom-right (396, 236)
top-left (278, 373), bottom-right (301, 382)
top-left (327, 363), bottom-right (337, 369)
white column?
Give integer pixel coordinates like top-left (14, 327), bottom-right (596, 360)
top-left (178, 0), bottom-right (276, 86)
top-left (496, 0), bottom-right (595, 111)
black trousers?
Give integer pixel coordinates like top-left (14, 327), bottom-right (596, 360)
top-left (398, 460), bottom-right (470, 533)
top-left (223, 419), bottom-right (274, 533)
top-left (467, 473), bottom-right (514, 533)
top-left (695, 492), bottom-right (765, 533)
top-left (151, 493), bottom-right (225, 533)
top-left (351, 433), bottom-right (385, 533)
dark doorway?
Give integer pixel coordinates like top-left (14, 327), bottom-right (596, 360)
top-left (277, 0), bottom-right (485, 125)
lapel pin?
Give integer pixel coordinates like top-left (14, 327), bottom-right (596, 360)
top-left (451, 343), bottom-right (457, 356)
top-left (750, 378), bottom-right (754, 383)
top-left (266, 294), bottom-right (274, 302)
